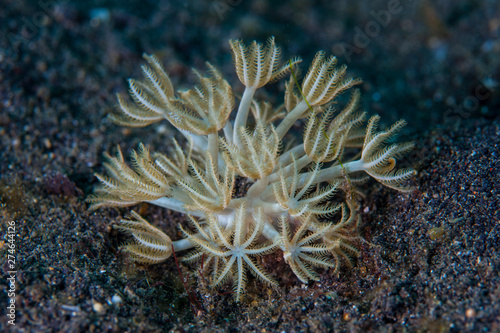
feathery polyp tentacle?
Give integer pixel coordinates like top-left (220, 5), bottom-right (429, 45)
top-left (303, 106), bottom-right (347, 162)
top-left (185, 204), bottom-right (277, 301)
top-left (141, 54), bottom-right (175, 102)
top-left (153, 138), bottom-right (192, 180)
top-left (223, 121), bottom-right (280, 179)
top-left (272, 156), bottom-right (340, 217)
top-left (165, 63), bottom-right (234, 135)
top-left (280, 214), bottom-right (336, 283)
top-left (303, 89), bottom-right (366, 163)
top-left (176, 152), bottom-right (235, 212)
top-left (114, 211), bottom-right (173, 263)
top-left (301, 51), bottom-right (362, 106)
top-left (110, 54), bottom-right (175, 127)
top-left (87, 145), bottom-right (171, 210)
top-left (229, 37), bottom-right (300, 89)
top-left (359, 115), bottom-right (416, 191)
top-left (230, 37), bottom-right (300, 147)
top-left (111, 94), bottom-right (164, 127)
top-left (250, 99), bottom-right (286, 124)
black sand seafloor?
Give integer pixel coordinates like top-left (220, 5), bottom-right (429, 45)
top-left (1, 0), bottom-right (499, 332)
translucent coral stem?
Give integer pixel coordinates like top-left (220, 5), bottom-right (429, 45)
top-left (303, 160), bottom-right (364, 186)
top-left (275, 99), bottom-right (308, 140)
top-left (148, 197), bottom-right (204, 218)
top-left (179, 129), bottom-right (207, 152)
top-left (233, 87), bottom-right (256, 148)
top-left (172, 238), bottom-right (195, 252)
top-left (208, 132), bottom-right (219, 172)
top-left (276, 144), bottom-right (306, 170)
top-left (223, 120), bottom-right (233, 144)
top-left (267, 153), bottom-right (313, 184)
top-left (261, 220), bottom-right (280, 242)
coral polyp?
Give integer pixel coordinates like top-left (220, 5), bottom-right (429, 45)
top-left (88, 37), bottom-right (415, 301)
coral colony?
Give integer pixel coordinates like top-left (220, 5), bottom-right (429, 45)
top-left (88, 37), bottom-right (415, 301)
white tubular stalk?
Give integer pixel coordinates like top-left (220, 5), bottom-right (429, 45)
top-left (216, 211), bottom-right (236, 229)
top-left (208, 132), bottom-right (219, 172)
top-left (254, 200), bottom-right (284, 217)
top-left (261, 220), bottom-right (280, 243)
top-left (300, 159), bottom-right (364, 187)
top-left (172, 238), bottom-right (195, 252)
top-left (148, 197), bottom-right (204, 218)
top-left (246, 177), bottom-right (269, 200)
top-left (275, 100), bottom-right (308, 139)
top-left (223, 121), bottom-right (233, 144)
top-left (267, 154), bottom-right (313, 184)
top-left (179, 129), bottom-right (207, 152)
top-left (276, 144), bottom-right (306, 169)
top-left (233, 87), bottom-right (256, 148)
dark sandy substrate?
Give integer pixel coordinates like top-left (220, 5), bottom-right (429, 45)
top-left (1, 113), bottom-right (499, 332)
top-left (1, 1), bottom-right (500, 332)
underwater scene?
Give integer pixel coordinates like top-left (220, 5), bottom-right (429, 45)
top-left (1, 0), bottom-right (499, 331)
